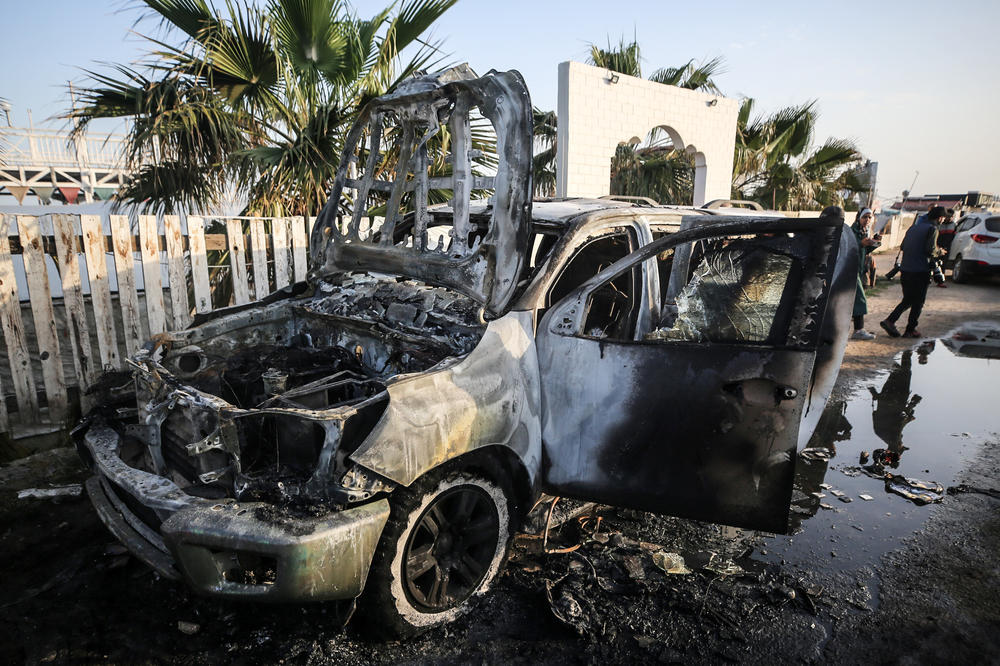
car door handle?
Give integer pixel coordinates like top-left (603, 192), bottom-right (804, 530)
top-left (777, 386), bottom-right (798, 401)
top-left (723, 379), bottom-right (798, 405)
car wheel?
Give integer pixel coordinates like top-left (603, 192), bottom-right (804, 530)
top-left (952, 255), bottom-right (969, 283)
top-left (358, 468), bottom-right (513, 636)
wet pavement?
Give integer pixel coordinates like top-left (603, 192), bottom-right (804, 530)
top-left (762, 334), bottom-right (999, 575)
top-left (1, 329), bottom-right (999, 663)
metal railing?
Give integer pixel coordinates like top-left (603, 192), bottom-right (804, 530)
top-left (0, 127), bottom-right (128, 169)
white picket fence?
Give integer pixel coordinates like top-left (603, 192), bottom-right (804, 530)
top-left (0, 213), bottom-right (312, 436)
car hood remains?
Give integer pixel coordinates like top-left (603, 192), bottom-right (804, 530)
top-left (309, 65), bottom-right (533, 318)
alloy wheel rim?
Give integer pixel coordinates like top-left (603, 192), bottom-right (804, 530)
top-left (402, 484), bottom-right (500, 612)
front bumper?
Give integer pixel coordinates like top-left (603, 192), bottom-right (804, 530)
top-left (80, 424), bottom-right (390, 601)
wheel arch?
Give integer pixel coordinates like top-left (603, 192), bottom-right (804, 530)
top-left (409, 445), bottom-right (537, 523)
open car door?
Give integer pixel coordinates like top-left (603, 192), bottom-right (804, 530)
top-left (537, 211), bottom-right (854, 533)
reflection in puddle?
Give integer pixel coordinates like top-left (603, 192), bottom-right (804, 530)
top-left (941, 322), bottom-right (1000, 359)
top-left (757, 329), bottom-right (1000, 573)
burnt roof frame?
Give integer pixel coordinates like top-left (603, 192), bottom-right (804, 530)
top-left (309, 66), bottom-right (533, 318)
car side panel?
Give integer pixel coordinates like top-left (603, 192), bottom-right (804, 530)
top-left (349, 310), bottom-right (542, 487)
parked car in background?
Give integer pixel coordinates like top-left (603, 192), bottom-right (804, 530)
top-left (946, 212), bottom-right (1000, 283)
top-left (74, 66), bottom-right (858, 636)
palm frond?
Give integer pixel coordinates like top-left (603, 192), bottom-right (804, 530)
top-left (67, 0), bottom-right (459, 216)
top-left (269, 0), bottom-right (349, 85)
top-left (138, 0), bottom-right (219, 41)
top-left (648, 61), bottom-right (689, 86)
top-left (649, 56), bottom-right (724, 93)
top-left (587, 37), bottom-right (642, 78)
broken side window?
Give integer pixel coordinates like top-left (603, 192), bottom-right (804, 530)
top-left (648, 234), bottom-right (802, 345)
top-left (541, 232), bottom-right (640, 340)
top-left (547, 233), bottom-right (634, 307)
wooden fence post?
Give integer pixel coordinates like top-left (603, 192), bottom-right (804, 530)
top-left (249, 219), bottom-right (269, 300)
top-left (51, 214), bottom-right (97, 389)
top-left (0, 214), bottom-right (41, 423)
top-left (138, 214), bottom-right (166, 336)
top-left (164, 215), bottom-right (190, 329)
top-left (226, 219), bottom-right (251, 306)
top-left (81, 214), bottom-right (120, 371)
top-left (186, 216), bottom-right (212, 314)
top-left (272, 218), bottom-right (291, 290)
top-left (291, 216), bottom-right (308, 283)
top-left (110, 215), bottom-right (143, 357)
top-left (18, 215), bottom-right (69, 422)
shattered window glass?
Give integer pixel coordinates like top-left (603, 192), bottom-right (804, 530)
top-left (544, 233), bottom-right (640, 340)
top-left (648, 239), bottom-right (796, 344)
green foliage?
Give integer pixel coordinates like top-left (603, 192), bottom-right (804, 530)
top-left (588, 37), bottom-right (643, 78)
top-left (586, 37), bottom-right (725, 92)
top-left (732, 99), bottom-right (864, 210)
top-left (648, 57), bottom-right (725, 94)
top-left (532, 107), bottom-right (557, 197)
top-left (610, 131), bottom-right (693, 206)
top-left (67, 0), bottom-right (458, 215)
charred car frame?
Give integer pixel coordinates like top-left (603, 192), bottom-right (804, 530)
top-left (76, 66), bottom-right (857, 634)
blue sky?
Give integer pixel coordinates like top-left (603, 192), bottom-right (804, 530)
top-left (3, 0), bottom-right (998, 204)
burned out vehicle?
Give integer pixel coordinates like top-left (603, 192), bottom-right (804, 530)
top-left (76, 66), bottom-right (857, 635)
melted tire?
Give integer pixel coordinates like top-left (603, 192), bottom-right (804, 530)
top-left (358, 468), bottom-right (513, 637)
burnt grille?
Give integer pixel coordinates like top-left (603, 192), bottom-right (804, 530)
top-left (108, 479), bottom-right (163, 531)
top-left (160, 424), bottom-right (200, 482)
top-left (160, 409), bottom-right (231, 486)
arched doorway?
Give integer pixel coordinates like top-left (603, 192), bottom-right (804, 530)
top-left (608, 125), bottom-right (703, 205)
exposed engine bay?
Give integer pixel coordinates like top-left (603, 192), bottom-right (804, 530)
top-left (94, 276), bottom-right (486, 516)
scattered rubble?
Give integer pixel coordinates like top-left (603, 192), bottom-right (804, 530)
top-left (177, 621), bottom-right (201, 635)
top-left (651, 551), bottom-right (691, 575)
top-left (946, 484), bottom-right (1000, 500)
top-left (16, 485), bottom-right (83, 500)
top-left (800, 447), bottom-right (834, 461)
top-left (884, 476), bottom-right (944, 505)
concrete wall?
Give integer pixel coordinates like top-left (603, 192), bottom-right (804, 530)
top-left (555, 61), bottom-right (739, 206)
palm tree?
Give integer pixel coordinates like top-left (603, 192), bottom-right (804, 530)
top-left (648, 58), bottom-right (724, 94)
top-left (587, 37), bottom-right (725, 91)
top-left (67, 0), bottom-right (458, 216)
top-left (532, 107), bottom-right (557, 197)
top-left (731, 98), bottom-right (863, 209)
top-left (587, 37), bottom-right (642, 78)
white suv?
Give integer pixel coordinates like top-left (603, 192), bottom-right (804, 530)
top-left (948, 212), bottom-right (1000, 283)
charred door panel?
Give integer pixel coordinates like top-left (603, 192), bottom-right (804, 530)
top-left (537, 213), bottom-right (848, 533)
top-left (538, 340), bottom-right (812, 532)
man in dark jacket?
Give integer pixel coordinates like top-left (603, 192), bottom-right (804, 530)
top-left (880, 206), bottom-right (946, 338)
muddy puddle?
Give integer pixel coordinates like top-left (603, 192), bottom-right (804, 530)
top-left (756, 331), bottom-right (1000, 575)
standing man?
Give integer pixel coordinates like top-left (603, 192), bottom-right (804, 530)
top-left (851, 208), bottom-right (880, 340)
top-left (880, 205), bottom-right (946, 339)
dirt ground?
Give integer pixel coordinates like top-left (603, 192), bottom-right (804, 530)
top-left (1, 254), bottom-right (998, 665)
